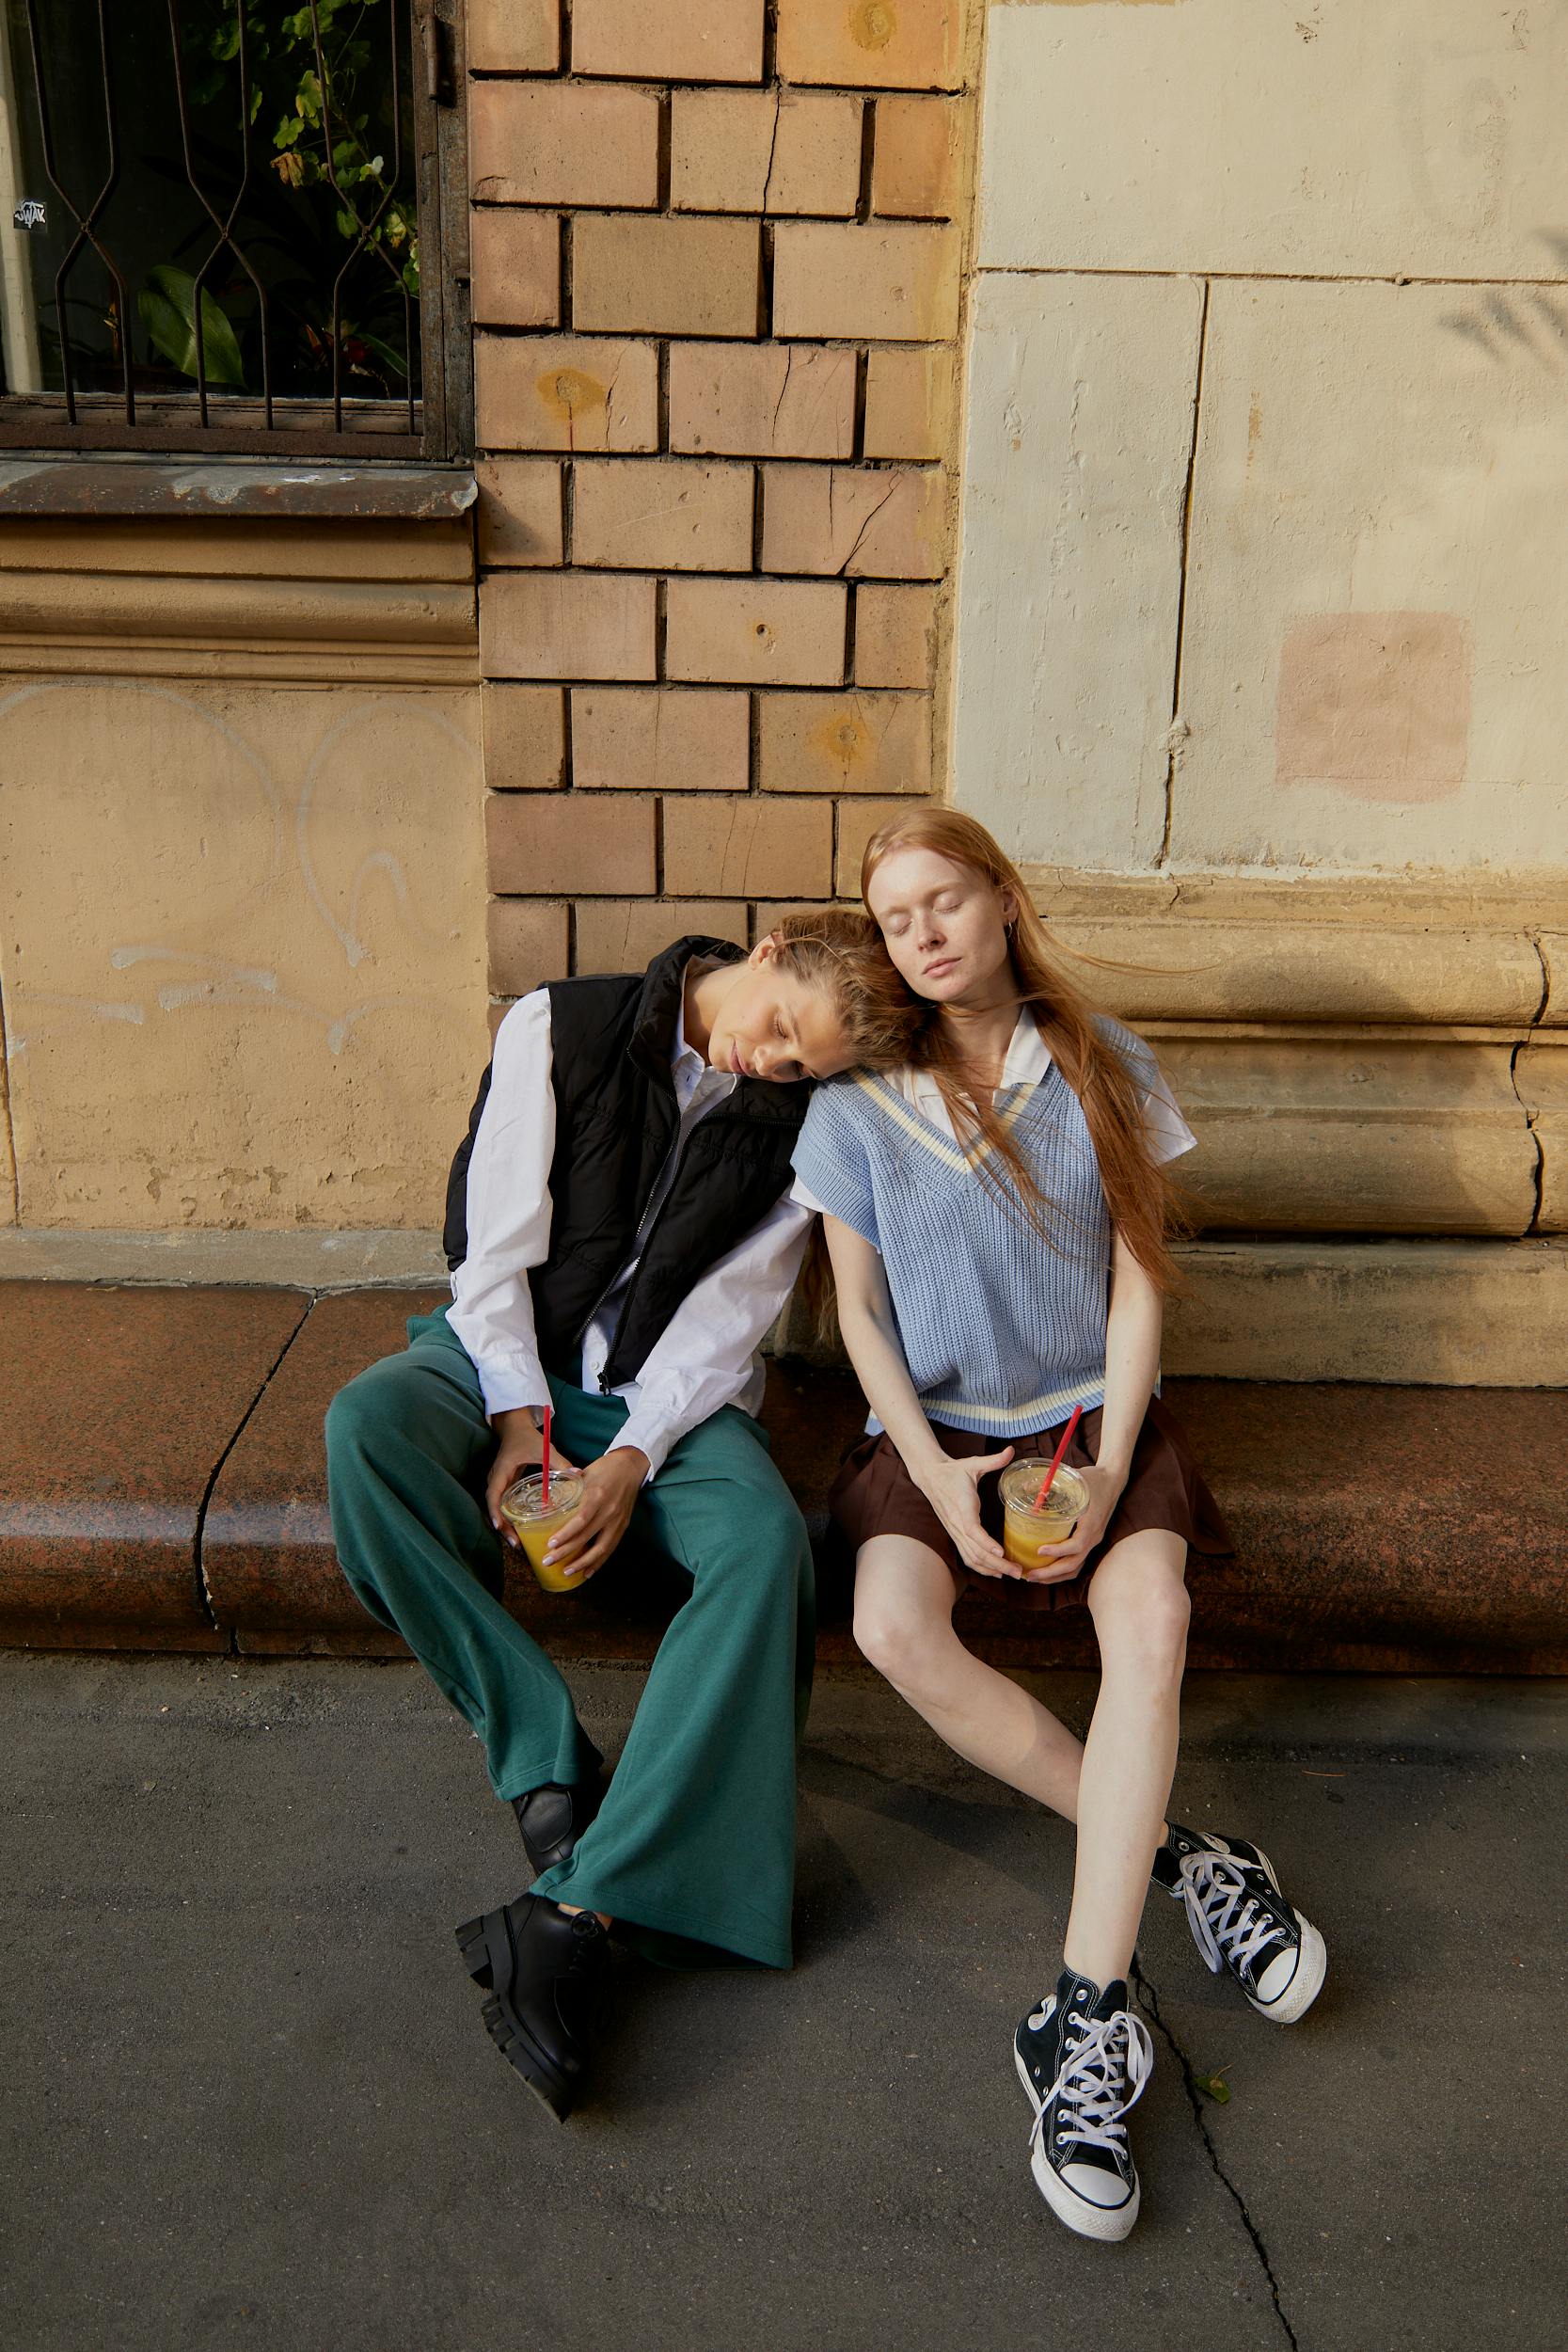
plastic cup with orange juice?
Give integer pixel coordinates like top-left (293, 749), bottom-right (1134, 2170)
top-left (499, 1470), bottom-right (587, 1592)
top-left (999, 1460), bottom-right (1088, 1573)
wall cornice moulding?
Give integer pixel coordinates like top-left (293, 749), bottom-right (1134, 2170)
top-left (1023, 867), bottom-right (1561, 1030)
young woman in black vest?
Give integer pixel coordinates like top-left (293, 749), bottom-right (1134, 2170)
top-left (325, 917), bottom-right (918, 2121)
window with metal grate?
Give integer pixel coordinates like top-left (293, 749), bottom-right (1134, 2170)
top-left (0, 0), bottom-right (470, 459)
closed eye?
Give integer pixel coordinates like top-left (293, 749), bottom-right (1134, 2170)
top-left (761, 1011), bottom-right (806, 1083)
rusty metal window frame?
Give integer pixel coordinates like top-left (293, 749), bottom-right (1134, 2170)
top-left (0, 0), bottom-right (470, 462)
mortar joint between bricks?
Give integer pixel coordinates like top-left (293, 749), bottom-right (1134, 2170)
top-left (855, 100), bottom-right (876, 223)
top-left (656, 87), bottom-right (673, 211)
top-left (759, 220), bottom-right (775, 340)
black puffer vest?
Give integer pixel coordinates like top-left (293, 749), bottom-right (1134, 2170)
top-left (443, 937), bottom-right (811, 1389)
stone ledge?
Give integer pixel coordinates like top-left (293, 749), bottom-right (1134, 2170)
top-left (5, 1232), bottom-right (1565, 1386)
top-left (1, 1282), bottom-right (1563, 1673)
top-left (1024, 869), bottom-right (1560, 1029)
top-left (782, 1235), bottom-right (1568, 1389)
top-left (0, 1228), bottom-right (449, 1292)
top-left (0, 1282), bottom-right (309, 1652)
top-left (0, 458), bottom-right (478, 522)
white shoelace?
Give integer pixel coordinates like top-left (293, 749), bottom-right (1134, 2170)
top-left (1028, 2010), bottom-right (1155, 2163)
top-left (1180, 1851), bottom-right (1291, 1980)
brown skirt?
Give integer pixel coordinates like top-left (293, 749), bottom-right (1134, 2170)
top-left (828, 1397), bottom-right (1234, 1613)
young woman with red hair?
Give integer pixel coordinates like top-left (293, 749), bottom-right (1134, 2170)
top-left (791, 810), bottom-right (1325, 2242)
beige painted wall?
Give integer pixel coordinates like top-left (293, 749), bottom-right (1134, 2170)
top-left (948, 1), bottom-right (1565, 1379)
top-left (951, 270), bottom-right (1197, 868)
top-left (1177, 279), bottom-right (1568, 872)
top-left (979, 0), bottom-right (1565, 281)
top-left (955, 0), bottom-right (1568, 881)
top-left (0, 675), bottom-right (486, 1229)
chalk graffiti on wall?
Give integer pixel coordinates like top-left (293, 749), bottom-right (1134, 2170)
top-left (0, 675), bottom-right (486, 1227)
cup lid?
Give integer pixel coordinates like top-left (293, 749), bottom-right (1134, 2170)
top-left (500, 1469), bottom-right (583, 1519)
top-left (1000, 1458), bottom-right (1087, 1511)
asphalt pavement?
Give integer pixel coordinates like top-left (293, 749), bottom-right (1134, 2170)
top-left (4, 1655), bottom-right (1563, 2352)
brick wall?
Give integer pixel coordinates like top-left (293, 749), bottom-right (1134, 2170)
top-left (467, 0), bottom-right (974, 1009)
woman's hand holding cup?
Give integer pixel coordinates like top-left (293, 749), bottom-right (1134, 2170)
top-left (1022, 1458), bottom-right (1122, 1584)
top-left (914, 1444), bottom-right (1017, 1578)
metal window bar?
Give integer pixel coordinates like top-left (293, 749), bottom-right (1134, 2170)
top-left (309, 0), bottom-right (411, 436)
top-left (21, 0), bottom-right (135, 425)
top-left (166, 0), bottom-right (273, 433)
top-left (0, 0), bottom-right (467, 457)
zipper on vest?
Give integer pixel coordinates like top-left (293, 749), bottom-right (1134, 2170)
top-left (597, 1196), bottom-right (673, 1388)
top-left (591, 1121), bottom-right (685, 1391)
top-left (591, 1100), bottom-right (776, 1390)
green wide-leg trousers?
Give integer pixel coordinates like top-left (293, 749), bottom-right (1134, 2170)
top-left (325, 1309), bottom-right (814, 1969)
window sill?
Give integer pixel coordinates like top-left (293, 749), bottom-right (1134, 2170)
top-left (0, 454), bottom-right (477, 522)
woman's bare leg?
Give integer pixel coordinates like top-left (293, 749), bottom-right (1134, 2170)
top-left (852, 1534), bottom-right (1088, 1820)
top-left (1061, 1530), bottom-right (1190, 1987)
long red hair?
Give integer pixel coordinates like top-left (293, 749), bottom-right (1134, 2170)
top-left (861, 808), bottom-right (1186, 1293)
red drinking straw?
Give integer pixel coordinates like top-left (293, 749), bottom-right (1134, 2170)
top-left (541, 1404), bottom-right (552, 1509)
top-left (1034, 1404), bottom-right (1083, 1511)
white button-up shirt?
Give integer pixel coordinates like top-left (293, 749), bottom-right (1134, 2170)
top-left (447, 979), bottom-right (813, 1481)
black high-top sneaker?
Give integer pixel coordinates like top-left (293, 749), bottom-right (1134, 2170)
top-left (1155, 1823), bottom-right (1326, 2025)
top-left (1013, 1970), bottom-right (1154, 2242)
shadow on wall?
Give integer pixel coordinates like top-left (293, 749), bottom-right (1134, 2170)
top-left (1443, 230), bottom-right (1568, 367)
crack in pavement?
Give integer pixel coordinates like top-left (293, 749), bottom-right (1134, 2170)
top-left (1132, 1956), bottom-right (1301, 2352)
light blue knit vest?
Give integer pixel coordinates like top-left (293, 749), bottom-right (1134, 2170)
top-left (792, 1033), bottom-right (1149, 1437)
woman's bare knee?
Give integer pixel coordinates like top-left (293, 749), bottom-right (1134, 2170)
top-left (853, 1593), bottom-right (949, 1688)
top-left (1089, 1541), bottom-right (1190, 1684)
top-left (852, 1537), bottom-right (959, 1692)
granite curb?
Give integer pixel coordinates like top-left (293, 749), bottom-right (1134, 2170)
top-left (2, 1279), bottom-right (1564, 1669)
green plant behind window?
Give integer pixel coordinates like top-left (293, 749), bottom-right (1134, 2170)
top-left (143, 0), bottom-right (419, 396)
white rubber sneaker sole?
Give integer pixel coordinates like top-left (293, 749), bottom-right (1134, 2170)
top-left (1249, 1909), bottom-right (1327, 2025)
top-left (1236, 1848), bottom-right (1328, 2025)
top-left (1013, 2045), bottom-right (1141, 2243)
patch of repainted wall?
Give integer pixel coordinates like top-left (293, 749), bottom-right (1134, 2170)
top-left (0, 679), bottom-right (486, 1228)
top-left (1275, 614), bottom-right (1470, 804)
